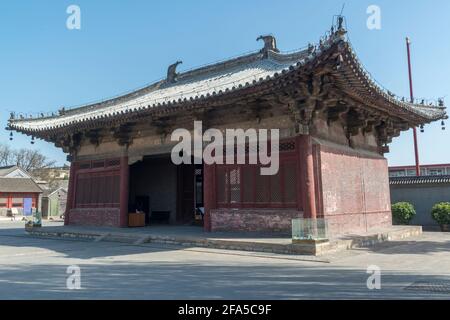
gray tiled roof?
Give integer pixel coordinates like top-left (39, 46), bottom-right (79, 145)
top-left (42, 186), bottom-right (67, 197)
top-left (390, 175), bottom-right (450, 185)
top-left (8, 28), bottom-right (447, 134)
top-left (9, 49), bottom-right (309, 132)
top-left (0, 165), bottom-right (19, 177)
top-left (0, 178), bottom-right (43, 193)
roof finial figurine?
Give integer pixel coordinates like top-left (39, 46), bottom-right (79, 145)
top-left (257, 35), bottom-right (279, 56)
top-left (59, 107), bottom-right (66, 115)
top-left (438, 98), bottom-right (444, 107)
top-left (167, 61), bottom-right (182, 84)
top-left (9, 112), bottom-right (15, 120)
top-left (338, 16), bottom-right (344, 30)
top-left (335, 14), bottom-right (347, 37)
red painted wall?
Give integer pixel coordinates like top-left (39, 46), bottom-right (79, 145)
top-left (0, 193), bottom-right (39, 209)
top-left (211, 209), bottom-right (302, 233)
top-left (316, 143), bottom-right (392, 236)
top-left (64, 139), bottom-right (393, 236)
top-left (68, 208), bottom-right (120, 227)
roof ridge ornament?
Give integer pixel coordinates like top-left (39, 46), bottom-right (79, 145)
top-left (331, 14), bottom-right (347, 39)
top-left (167, 61), bottom-right (183, 84)
top-left (336, 15), bottom-right (347, 37)
top-left (257, 35), bottom-right (279, 57)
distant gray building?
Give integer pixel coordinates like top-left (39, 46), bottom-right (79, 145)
top-left (41, 187), bottom-right (67, 219)
top-left (390, 176), bottom-right (450, 227)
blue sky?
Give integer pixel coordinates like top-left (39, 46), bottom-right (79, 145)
top-left (0, 0), bottom-right (449, 166)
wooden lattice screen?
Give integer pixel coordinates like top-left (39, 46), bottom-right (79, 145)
top-left (74, 159), bottom-right (121, 208)
top-left (215, 139), bottom-right (298, 209)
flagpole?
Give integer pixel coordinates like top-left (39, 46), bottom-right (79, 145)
top-left (406, 37), bottom-right (420, 176)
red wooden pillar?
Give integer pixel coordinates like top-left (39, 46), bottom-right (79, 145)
top-left (7, 194), bottom-right (12, 209)
top-left (34, 193), bottom-right (39, 214)
top-left (119, 156), bottom-right (129, 228)
top-left (203, 163), bottom-right (216, 232)
top-left (297, 135), bottom-right (317, 219)
top-left (65, 161), bottom-right (77, 225)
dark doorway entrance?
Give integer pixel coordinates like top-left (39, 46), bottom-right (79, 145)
top-left (135, 195), bottom-right (150, 225)
top-left (177, 164), bottom-right (195, 224)
top-left (128, 155), bottom-right (204, 227)
top-left (176, 163), bottom-right (204, 225)
top-left (129, 155), bottom-right (177, 226)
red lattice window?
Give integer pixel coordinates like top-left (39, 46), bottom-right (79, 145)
top-left (78, 162), bottom-right (91, 170)
top-left (229, 167), bottom-right (241, 204)
top-left (241, 166), bottom-right (255, 203)
top-left (283, 162), bottom-right (297, 204)
top-left (215, 138), bottom-right (298, 209)
top-left (106, 159), bottom-right (121, 167)
top-left (216, 162), bottom-right (298, 208)
top-left (75, 170), bottom-right (120, 208)
top-left (216, 166), bottom-right (227, 204)
top-left (92, 161), bottom-right (105, 169)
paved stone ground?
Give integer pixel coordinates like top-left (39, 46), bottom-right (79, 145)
top-left (0, 220), bottom-right (449, 299)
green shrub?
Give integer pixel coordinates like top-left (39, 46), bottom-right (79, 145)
top-left (431, 202), bottom-right (450, 225)
top-left (391, 202), bottom-right (416, 225)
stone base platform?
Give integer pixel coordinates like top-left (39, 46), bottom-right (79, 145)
top-left (25, 225), bottom-right (422, 256)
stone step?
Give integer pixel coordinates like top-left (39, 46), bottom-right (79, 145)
top-left (102, 233), bottom-right (141, 244)
top-left (25, 225), bottom-right (423, 256)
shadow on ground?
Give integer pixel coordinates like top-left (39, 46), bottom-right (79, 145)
top-left (0, 262), bottom-right (449, 299)
top-left (0, 224), bottom-right (449, 299)
top-left (0, 225), bottom-right (189, 259)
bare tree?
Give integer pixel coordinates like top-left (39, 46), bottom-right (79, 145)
top-left (0, 143), bottom-right (56, 171)
top-left (0, 144), bottom-right (13, 166)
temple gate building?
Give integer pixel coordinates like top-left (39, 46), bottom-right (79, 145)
top-left (7, 24), bottom-right (446, 236)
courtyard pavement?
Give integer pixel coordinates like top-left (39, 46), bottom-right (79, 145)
top-left (0, 220), bottom-right (449, 299)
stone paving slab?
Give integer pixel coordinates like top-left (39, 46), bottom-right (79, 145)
top-left (25, 224), bottom-right (423, 256)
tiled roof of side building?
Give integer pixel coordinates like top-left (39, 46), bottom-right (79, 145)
top-left (0, 166), bottom-right (19, 177)
top-left (42, 186), bottom-right (67, 197)
top-left (0, 177), bottom-right (43, 193)
top-left (390, 164), bottom-right (450, 170)
top-left (7, 25), bottom-right (447, 135)
top-left (390, 175), bottom-right (450, 185)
